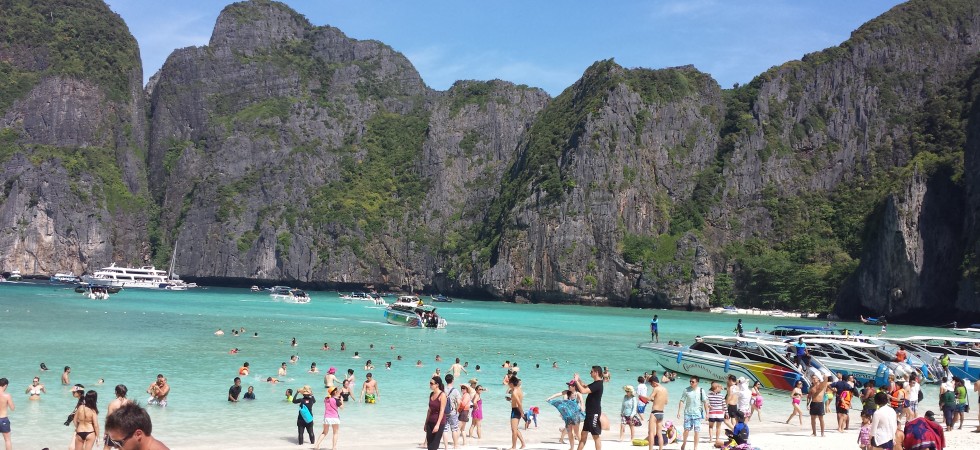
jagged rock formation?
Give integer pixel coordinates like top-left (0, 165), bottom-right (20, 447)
top-left (3, 0), bottom-right (980, 321)
top-left (0, 0), bottom-right (150, 275)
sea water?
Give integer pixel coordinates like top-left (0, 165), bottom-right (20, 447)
top-left (0, 282), bottom-right (948, 448)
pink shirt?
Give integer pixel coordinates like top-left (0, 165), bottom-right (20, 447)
top-left (323, 397), bottom-right (340, 419)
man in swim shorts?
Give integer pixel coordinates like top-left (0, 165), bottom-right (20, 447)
top-left (647, 375), bottom-right (668, 450)
top-left (146, 374), bottom-right (169, 407)
top-left (0, 378), bottom-right (13, 450)
top-left (676, 376), bottom-right (707, 450)
top-left (360, 372), bottom-right (379, 404)
top-left (808, 374), bottom-right (830, 437)
top-left (573, 365), bottom-right (604, 450)
top-left (724, 375), bottom-right (739, 428)
top-left (650, 315), bottom-right (659, 343)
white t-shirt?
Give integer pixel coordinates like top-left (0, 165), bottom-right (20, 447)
top-left (908, 383), bottom-right (920, 403)
top-left (871, 405), bottom-right (897, 446)
top-left (636, 383), bottom-right (648, 400)
top-left (737, 382), bottom-right (752, 412)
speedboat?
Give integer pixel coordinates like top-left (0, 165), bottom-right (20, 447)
top-left (884, 336), bottom-right (980, 381)
top-left (7, 270), bottom-right (22, 281)
top-left (638, 336), bottom-right (814, 392)
top-left (270, 286), bottom-right (311, 304)
top-left (431, 294), bottom-right (453, 303)
top-left (50, 272), bottom-right (80, 284)
top-left (860, 315), bottom-right (886, 325)
top-left (341, 292), bottom-right (386, 305)
top-left (384, 296), bottom-right (446, 328)
top-left (951, 328), bottom-right (980, 338)
top-left (250, 285), bottom-right (261, 292)
top-left (795, 338), bottom-right (913, 385)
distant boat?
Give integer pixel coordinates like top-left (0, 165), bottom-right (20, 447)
top-left (270, 286), bottom-right (311, 304)
top-left (384, 296), bottom-right (446, 328)
top-left (860, 315), bottom-right (886, 325)
top-left (341, 292), bottom-right (387, 305)
top-left (50, 272), bottom-right (81, 284)
top-left (7, 270), bottom-right (22, 281)
top-left (430, 294), bottom-right (453, 303)
top-left (250, 285), bottom-right (261, 292)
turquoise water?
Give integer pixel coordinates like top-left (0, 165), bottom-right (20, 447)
top-left (0, 283), bottom-right (949, 448)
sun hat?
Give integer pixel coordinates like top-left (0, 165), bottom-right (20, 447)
top-left (298, 385), bottom-right (312, 395)
top-left (468, 378), bottom-right (479, 385)
top-left (623, 385), bottom-right (635, 394)
top-left (328, 367), bottom-right (336, 374)
top-left (328, 387), bottom-right (337, 396)
top-left (567, 379), bottom-right (576, 386)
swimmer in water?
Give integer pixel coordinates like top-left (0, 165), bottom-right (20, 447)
top-left (309, 362), bottom-right (319, 374)
top-left (39, 362), bottom-right (49, 371)
top-left (266, 377), bottom-right (279, 383)
top-left (322, 343), bottom-right (331, 350)
top-left (214, 328), bottom-right (224, 336)
top-left (290, 355), bottom-right (299, 364)
top-left (26, 376), bottom-right (45, 399)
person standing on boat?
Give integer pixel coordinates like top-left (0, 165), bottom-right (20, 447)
top-left (676, 376), bottom-right (708, 450)
top-left (793, 338), bottom-right (808, 370)
top-left (650, 315), bottom-right (659, 343)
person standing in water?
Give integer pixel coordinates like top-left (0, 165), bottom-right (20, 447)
top-left (25, 377), bottom-right (45, 400)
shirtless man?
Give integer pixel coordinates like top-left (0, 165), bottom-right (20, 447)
top-left (278, 362), bottom-right (287, 377)
top-left (724, 375), bottom-right (739, 429)
top-left (146, 374), bottom-right (170, 407)
top-left (62, 366), bottom-right (71, 385)
top-left (807, 374), bottom-right (831, 437)
top-left (360, 372), bottom-right (379, 404)
top-left (25, 377), bottom-right (46, 400)
top-left (646, 376), bottom-right (668, 450)
top-left (0, 378), bottom-right (14, 450)
top-left (509, 376), bottom-right (526, 450)
top-left (105, 384), bottom-right (131, 445)
top-left (450, 358), bottom-right (467, 378)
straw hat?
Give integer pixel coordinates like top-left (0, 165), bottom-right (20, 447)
top-left (298, 385), bottom-right (312, 395)
top-left (468, 378), bottom-right (479, 385)
top-left (623, 385), bottom-right (635, 395)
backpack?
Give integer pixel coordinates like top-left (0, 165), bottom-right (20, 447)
top-left (445, 388), bottom-right (458, 414)
top-left (917, 389), bottom-right (924, 402)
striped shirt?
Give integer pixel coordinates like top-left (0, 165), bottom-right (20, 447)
top-left (707, 391), bottom-right (725, 419)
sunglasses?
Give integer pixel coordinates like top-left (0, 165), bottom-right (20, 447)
top-left (106, 431), bottom-right (134, 448)
top-left (689, 380), bottom-right (697, 384)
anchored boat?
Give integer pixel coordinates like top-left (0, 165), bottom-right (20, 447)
top-left (383, 296), bottom-right (446, 329)
top-left (638, 336), bottom-right (813, 392)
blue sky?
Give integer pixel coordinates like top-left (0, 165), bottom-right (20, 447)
top-left (106, 0), bottom-right (905, 96)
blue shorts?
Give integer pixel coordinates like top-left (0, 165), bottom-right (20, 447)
top-left (683, 414), bottom-right (702, 431)
top-left (0, 417), bottom-right (9, 433)
top-left (957, 403), bottom-right (967, 413)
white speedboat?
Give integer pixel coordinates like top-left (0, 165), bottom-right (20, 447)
top-left (7, 270), bottom-right (22, 281)
top-left (341, 291), bottom-right (387, 305)
top-left (951, 327), bottom-right (980, 338)
top-left (50, 272), bottom-right (80, 283)
top-left (383, 296), bottom-right (446, 328)
top-left (270, 286), bottom-right (311, 304)
top-left (794, 335), bottom-right (930, 383)
top-left (638, 336), bottom-right (815, 392)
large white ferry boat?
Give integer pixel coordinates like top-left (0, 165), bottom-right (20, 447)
top-left (81, 264), bottom-right (177, 289)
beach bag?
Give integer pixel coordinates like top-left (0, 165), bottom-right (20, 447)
top-left (630, 414), bottom-right (643, 427)
top-left (299, 403), bottom-right (313, 424)
top-left (918, 389), bottom-right (924, 402)
top-left (637, 403), bottom-right (646, 414)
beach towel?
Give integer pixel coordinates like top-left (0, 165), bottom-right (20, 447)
top-left (903, 417), bottom-right (945, 450)
top-left (547, 398), bottom-right (582, 423)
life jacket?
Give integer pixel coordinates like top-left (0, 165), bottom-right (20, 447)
top-left (889, 386), bottom-right (902, 408)
top-left (837, 389), bottom-right (852, 410)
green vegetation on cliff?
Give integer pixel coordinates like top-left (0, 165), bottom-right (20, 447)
top-left (306, 110), bottom-right (430, 236)
top-left (0, 0), bottom-right (140, 111)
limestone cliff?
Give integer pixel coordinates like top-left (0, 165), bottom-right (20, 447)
top-left (0, 0), bottom-right (150, 275)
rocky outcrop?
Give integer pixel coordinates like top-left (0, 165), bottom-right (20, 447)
top-left (0, 0), bottom-right (150, 274)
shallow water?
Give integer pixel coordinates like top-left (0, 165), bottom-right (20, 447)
top-left (0, 282), bottom-right (950, 448)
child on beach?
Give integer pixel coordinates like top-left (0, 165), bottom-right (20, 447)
top-left (857, 413), bottom-right (872, 450)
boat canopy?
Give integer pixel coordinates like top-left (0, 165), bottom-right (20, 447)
top-left (700, 335), bottom-right (793, 346)
top-left (775, 325), bottom-right (834, 331)
top-left (801, 338), bottom-right (879, 348)
top-left (890, 335), bottom-right (980, 344)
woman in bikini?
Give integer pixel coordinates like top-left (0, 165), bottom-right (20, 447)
top-left (785, 380), bottom-right (804, 425)
top-left (25, 377), bottom-right (45, 400)
top-left (73, 390), bottom-right (99, 450)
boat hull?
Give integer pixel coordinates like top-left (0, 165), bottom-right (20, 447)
top-left (640, 343), bottom-right (807, 392)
